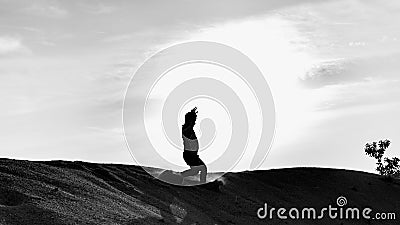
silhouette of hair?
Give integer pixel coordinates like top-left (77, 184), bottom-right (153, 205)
top-left (184, 107), bottom-right (197, 126)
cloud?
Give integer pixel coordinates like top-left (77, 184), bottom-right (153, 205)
top-left (301, 53), bottom-right (400, 113)
top-left (81, 3), bottom-right (117, 14)
top-left (299, 59), bottom-right (361, 88)
top-left (281, 0), bottom-right (400, 58)
top-left (23, 3), bottom-right (68, 18)
top-left (300, 52), bottom-right (400, 89)
top-left (315, 80), bottom-right (400, 112)
top-left (0, 36), bottom-right (29, 54)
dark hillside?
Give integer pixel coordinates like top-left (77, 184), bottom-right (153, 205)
top-left (0, 158), bottom-right (399, 224)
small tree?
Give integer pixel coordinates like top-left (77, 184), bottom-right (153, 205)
top-left (364, 139), bottom-right (400, 177)
top-left (383, 157), bottom-right (400, 176)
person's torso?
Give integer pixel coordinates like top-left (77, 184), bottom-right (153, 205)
top-left (182, 126), bottom-right (198, 152)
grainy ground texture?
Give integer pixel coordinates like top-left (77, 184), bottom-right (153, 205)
top-left (0, 158), bottom-right (399, 224)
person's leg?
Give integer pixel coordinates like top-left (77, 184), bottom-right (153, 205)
top-left (196, 157), bottom-right (207, 183)
top-left (199, 165), bottom-right (207, 183)
top-left (180, 165), bottom-right (206, 180)
top-left (181, 152), bottom-right (207, 182)
top-left (180, 166), bottom-right (200, 177)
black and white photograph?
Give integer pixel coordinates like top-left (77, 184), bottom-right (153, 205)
top-left (0, 0), bottom-right (399, 224)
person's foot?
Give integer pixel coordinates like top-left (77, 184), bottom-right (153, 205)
top-left (199, 180), bottom-right (223, 192)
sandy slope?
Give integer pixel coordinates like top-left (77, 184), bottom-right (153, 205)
top-left (0, 158), bottom-right (399, 225)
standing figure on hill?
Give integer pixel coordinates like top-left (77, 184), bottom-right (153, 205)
top-left (179, 107), bottom-right (207, 183)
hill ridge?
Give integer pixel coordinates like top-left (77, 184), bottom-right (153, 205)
top-left (0, 158), bottom-right (399, 224)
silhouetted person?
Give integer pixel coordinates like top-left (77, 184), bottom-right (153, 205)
top-left (179, 107), bottom-right (207, 183)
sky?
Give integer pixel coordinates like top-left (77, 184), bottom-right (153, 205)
top-left (1, 0), bottom-right (399, 173)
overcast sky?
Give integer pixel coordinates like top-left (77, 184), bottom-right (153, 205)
top-left (1, 0), bottom-right (399, 173)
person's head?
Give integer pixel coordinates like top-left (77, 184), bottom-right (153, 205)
top-left (184, 107), bottom-right (197, 127)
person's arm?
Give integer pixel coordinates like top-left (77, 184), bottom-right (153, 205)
top-left (182, 127), bottom-right (196, 140)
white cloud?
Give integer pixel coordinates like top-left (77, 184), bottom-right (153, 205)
top-left (86, 3), bottom-right (117, 14)
top-left (23, 4), bottom-right (68, 18)
top-left (0, 37), bottom-right (28, 54)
